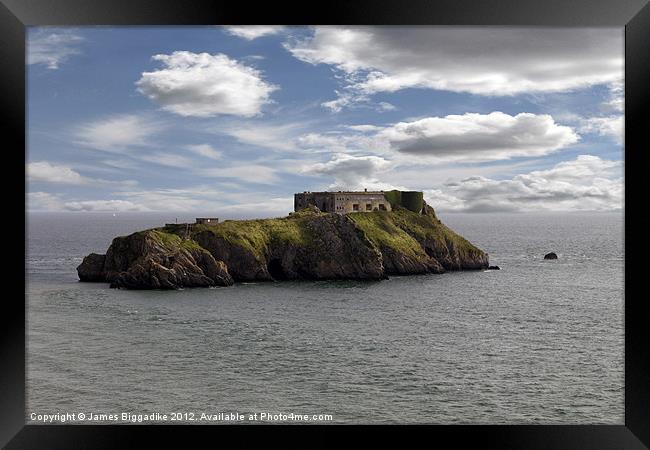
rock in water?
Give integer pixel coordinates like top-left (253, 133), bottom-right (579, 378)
top-left (488, 265), bottom-right (500, 270)
top-left (544, 252), bottom-right (558, 260)
top-left (78, 206), bottom-right (490, 289)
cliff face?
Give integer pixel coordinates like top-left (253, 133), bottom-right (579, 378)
top-left (78, 203), bottom-right (489, 289)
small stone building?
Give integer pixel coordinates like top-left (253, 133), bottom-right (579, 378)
top-left (195, 217), bottom-right (219, 225)
top-left (294, 190), bottom-right (392, 214)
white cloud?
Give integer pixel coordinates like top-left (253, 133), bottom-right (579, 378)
top-left (224, 26), bottom-right (286, 40)
top-left (377, 102), bottom-right (396, 111)
top-left (302, 153), bottom-right (394, 190)
top-left (215, 123), bottom-right (303, 151)
top-left (64, 200), bottom-right (146, 212)
top-left (428, 155), bottom-right (622, 212)
top-left (347, 124), bottom-right (383, 132)
top-left (27, 161), bottom-right (139, 188)
top-left (149, 152), bottom-right (194, 168)
top-left (27, 192), bottom-right (64, 211)
top-left (379, 112), bottom-right (579, 162)
top-left (604, 80), bottom-right (624, 112)
top-left (185, 144), bottom-right (222, 160)
top-left (580, 115), bottom-right (624, 144)
top-left (199, 165), bottom-right (279, 184)
top-left (296, 131), bottom-right (379, 155)
top-left (321, 89), bottom-right (364, 113)
top-left (136, 51), bottom-right (278, 117)
top-left (286, 27), bottom-right (623, 110)
top-left (28, 29), bottom-right (84, 69)
top-left (62, 186), bottom-right (294, 217)
top-left (216, 197), bottom-right (294, 218)
top-left (294, 112), bottom-right (578, 163)
top-left (28, 161), bottom-right (88, 185)
top-left (74, 114), bottom-right (163, 152)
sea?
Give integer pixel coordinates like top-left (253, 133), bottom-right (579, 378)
top-left (26, 211), bottom-right (624, 424)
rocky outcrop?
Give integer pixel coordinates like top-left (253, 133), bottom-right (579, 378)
top-left (544, 252), bottom-right (558, 260)
top-left (78, 205), bottom-right (490, 289)
top-left (77, 253), bottom-right (106, 281)
top-left (77, 230), bottom-right (233, 289)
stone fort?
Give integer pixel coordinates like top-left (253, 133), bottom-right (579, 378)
top-left (294, 189), bottom-right (424, 215)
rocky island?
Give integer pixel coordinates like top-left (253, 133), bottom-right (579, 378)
top-left (77, 191), bottom-right (489, 289)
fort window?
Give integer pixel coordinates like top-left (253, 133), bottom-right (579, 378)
top-left (352, 204), bottom-right (359, 211)
top-left (366, 204), bottom-right (372, 211)
top-left (379, 204), bottom-right (386, 211)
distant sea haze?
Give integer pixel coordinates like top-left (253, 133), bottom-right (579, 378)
top-left (27, 211), bottom-right (623, 424)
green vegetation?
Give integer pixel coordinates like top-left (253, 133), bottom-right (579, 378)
top-left (348, 210), bottom-right (429, 259)
top-left (390, 208), bottom-right (482, 258)
top-left (350, 207), bottom-right (482, 259)
top-left (148, 229), bottom-right (203, 252)
top-left (151, 205), bottom-right (482, 266)
top-left (190, 212), bottom-right (317, 261)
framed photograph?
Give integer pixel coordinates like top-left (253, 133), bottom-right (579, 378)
top-left (4, 0), bottom-right (649, 447)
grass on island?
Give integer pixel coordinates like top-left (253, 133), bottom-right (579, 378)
top-left (151, 229), bottom-right (204, 252)
top-left (347, 209), bottom-right (429, 259)
top-left (186, 211), bottom-right (319, 261)
top-left (349, 207), bottom-right (484, 258)
top-left (153, 206), bottom-right (484, 261)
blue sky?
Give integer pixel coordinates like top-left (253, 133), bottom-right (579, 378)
top-left (27, 26), bottom-right (624, 216)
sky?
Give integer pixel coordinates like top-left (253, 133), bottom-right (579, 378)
top-left (26, 26), bottom-right (624, 217)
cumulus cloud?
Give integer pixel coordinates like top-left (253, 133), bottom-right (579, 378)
top-left (428, 155), bottom-right (622, 212)
top-left (136, 51), bottom-right (278, 117)
top-left (299, 112), bottom-right (578, 163)
top-left (28, 161), bottom-right (89, 185)
top-left (74, 113), bottom-right (164, 152)
top-left (580, 115), bottom-right (624, 144)
top-left (302, 153), bottom-right (394, 190)
top-left (286, 27), bottom-right (623, 110)
top-left (224, 26), bottom-right (287, 40)
top-left (379, 112), bottom-right (579, 162)
top-left (28, 29), bottom-right (84, 69)
top-left (27, 192), bottom-right (64, 211)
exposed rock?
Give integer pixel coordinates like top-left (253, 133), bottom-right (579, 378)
top-left (421, 199), bottom-right (438, 220)
top-left (544, 252), bottom-right (558, 260)
top-left (77, 230), bottom-right (233, 289)
top-left (77, 253), bottom-right (106, 281)
top-left (379, 244), bottom-right (444, 275)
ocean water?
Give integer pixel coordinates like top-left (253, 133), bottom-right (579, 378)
top-left (26, 211), bottom-right (624, 424)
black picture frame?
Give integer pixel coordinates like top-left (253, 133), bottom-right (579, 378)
top-left (3, 0), bottom-right (649, 447)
